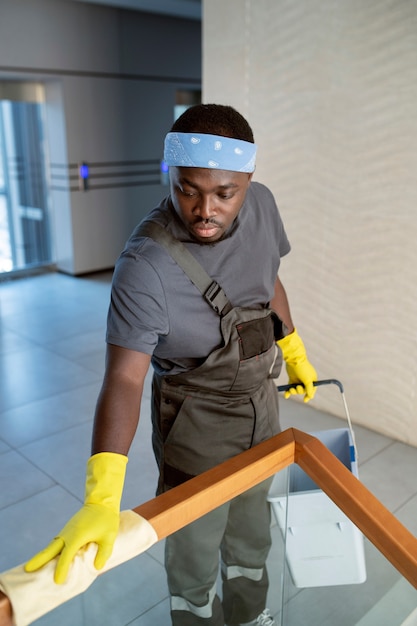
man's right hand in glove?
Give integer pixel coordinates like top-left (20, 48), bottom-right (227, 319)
top-left (25, 451), bottom-right (127, 584)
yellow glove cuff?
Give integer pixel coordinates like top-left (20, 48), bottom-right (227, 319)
top-left (85, 452), bottom-right (128, 512)
top-left (276, 327), bottom-right (305, 363)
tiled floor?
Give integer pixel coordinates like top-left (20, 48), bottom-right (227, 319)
top-left (1, 270), bottom-right (417, 625)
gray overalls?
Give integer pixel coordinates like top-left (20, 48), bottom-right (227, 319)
top-left (140, 223), bottom-right (283, 626)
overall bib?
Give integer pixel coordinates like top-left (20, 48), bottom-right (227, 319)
top-left (140, 223), bottom-right (283, 626)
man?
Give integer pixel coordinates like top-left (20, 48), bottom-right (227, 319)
top-left (26, 104), bottom-right (317, 626)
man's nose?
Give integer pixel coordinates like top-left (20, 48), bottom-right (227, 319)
top-left (195, 194), bottom-right (215, 219)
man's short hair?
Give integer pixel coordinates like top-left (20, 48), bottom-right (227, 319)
top-left (171, 103), bottom-right (255, 143)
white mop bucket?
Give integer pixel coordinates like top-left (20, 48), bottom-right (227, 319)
top-left (268, 379), bottom-right (367, 588)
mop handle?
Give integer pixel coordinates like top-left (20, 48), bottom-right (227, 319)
top-left (277, 378), bottom-right (358, 461)
top-left (277, 379), bottom-right (344, 393)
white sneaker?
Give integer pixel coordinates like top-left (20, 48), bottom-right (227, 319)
top-left (253, 609), bottom-right (275, 626)
top-left (227, 608), bottom-right (275, 626)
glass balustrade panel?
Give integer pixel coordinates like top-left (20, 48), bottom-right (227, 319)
top-left (28, 465), bottom-right (417, 626)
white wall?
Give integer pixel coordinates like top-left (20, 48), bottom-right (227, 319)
top-left (0, 0), bottom-right (201, 274)
top-left (203, 0), bottom-right (417, 446)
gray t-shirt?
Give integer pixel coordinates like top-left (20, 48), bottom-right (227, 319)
top-left (106, 181), bottom-right (291, 374)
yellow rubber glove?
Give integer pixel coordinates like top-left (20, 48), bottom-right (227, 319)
top-left (277, 328), bottom-right (317, 403)
top-left (25, 452), bottom-right (127, 584)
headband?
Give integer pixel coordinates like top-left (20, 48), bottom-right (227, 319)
top-left (164, 132), bottom-right (257, 173)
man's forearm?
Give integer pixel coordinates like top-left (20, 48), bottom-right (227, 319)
top-left (91, 379), bottom-right (143, 456)
top-left (270, 276), bottom-right (295, 334)
top-left (91, 346), bottom-right (151, 456)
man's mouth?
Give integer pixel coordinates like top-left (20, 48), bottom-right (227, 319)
top-left (191, 221), bottom-right (222, 239)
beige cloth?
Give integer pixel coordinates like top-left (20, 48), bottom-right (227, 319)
top-left (0, 510), bottom-right (158, 626)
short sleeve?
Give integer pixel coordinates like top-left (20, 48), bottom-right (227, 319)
top-left (106, 247), bottom-right (169, 354)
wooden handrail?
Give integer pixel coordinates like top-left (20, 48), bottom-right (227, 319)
top-left (1, 428), bottom-right (417, 626)
top-left (0, 598), bottom-right (11, 626)
top-left (293, 430), bottom-right (417, 588)
top-left (133, 428), bottom-right (296, 537)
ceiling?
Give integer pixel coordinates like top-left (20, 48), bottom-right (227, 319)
top-left (72, 0), bottom-right (202, 20)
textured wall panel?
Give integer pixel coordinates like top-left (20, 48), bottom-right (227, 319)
top-left (203, 0), bottom-right (417, 445)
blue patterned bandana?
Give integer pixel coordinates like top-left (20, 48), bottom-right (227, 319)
top-left (164, 132), bottom-right (257, 173)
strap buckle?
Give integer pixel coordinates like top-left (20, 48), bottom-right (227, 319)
top-left (204, 281), bottom-right (232, 315)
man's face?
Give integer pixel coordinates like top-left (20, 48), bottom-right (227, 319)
top-left (169, 166), bottom-right (253, 244)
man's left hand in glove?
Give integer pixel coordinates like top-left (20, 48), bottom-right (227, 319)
top-left (277, 328), bottom-right (317, 402)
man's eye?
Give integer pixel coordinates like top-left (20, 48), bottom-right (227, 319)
top-left (218, 193), bottom-right (233, 200)
top-left (181, 189), bottom-right (197, 197)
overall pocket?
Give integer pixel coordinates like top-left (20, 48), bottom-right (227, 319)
top-left (163, 393), bottom-right (256, 483)
top-left (230, 311), bottom-right (282, 392)
top-left (236, 315), bottom-right (275, 360)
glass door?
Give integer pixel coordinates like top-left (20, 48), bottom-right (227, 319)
top-left (0, 108), bottom-right (12, 272)
top-left (0, 85), bottom-right (52, 275)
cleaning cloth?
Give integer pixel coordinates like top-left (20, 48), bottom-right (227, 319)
top-left (0, 510), bottom-right (158, 626)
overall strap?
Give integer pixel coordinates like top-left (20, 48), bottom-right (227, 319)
top-left (137, 221), bottom-right (233, 316)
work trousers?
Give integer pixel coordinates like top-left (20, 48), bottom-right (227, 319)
top-left (166, 478), bottom-right (273, 626)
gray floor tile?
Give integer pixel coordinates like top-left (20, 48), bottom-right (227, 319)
top-left (70, 348), bottom-right (106, 376)
top-left (129, 598), bottom-right (171, 626)
top-left (279, 395), bottom-right (346, 433)
top-left (0, 328), bottom-right (35, 355)
top-left (0, 382), bottom-right (100, 448)
top-left (356, 578), bottom-right (417, 626)
top-left (0, 346), bottom-right (101, 413)
top-left (31, 596), bottom-right (83, 626)
top-left (349, 423), bottom-right (393, 465)
top-left (147, 539), bottom-right (165, 567)
top-left (47, 329), bottom-right (106, 363)
top-left (358, 441), bottom-right (417, 512)
top-left (1, 275), bottom-right (110, 346)
top-left (0, 438), bottom-right (10, 454)
top-left (19, 422), bottom-right (93, 500)
top-left (0, 450), bottom-right (55, 511)
top-left (79, 553), bottom-right (169, 626)
top-left (2, 304), bottom-right (103, 346)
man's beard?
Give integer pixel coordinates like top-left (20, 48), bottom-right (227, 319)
top-left (189, 218), bottom-right (225, 245)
